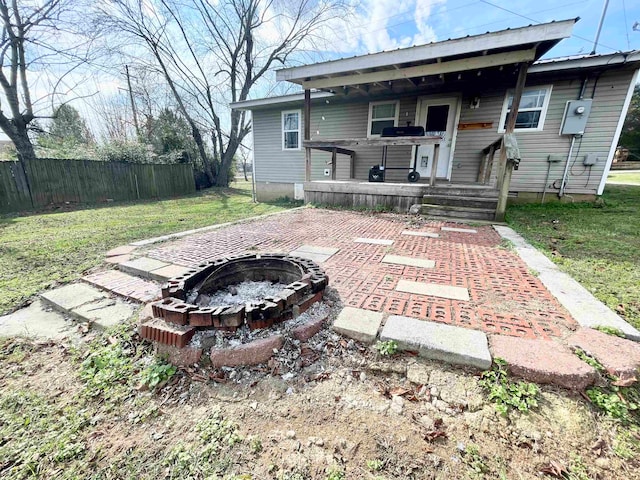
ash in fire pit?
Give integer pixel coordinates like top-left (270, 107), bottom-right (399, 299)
top-left (188, 281), bottom-right (288, 307)
top-left (140, 253), bottom-right (329, 357)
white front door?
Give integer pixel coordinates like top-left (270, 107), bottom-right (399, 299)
top-left (415, 97), bottom-right (458, 180)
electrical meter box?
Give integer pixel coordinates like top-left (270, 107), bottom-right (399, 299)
top-left (560, 99), bottom-right (592, 135)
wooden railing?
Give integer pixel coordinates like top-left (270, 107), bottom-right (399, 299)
top-left (477, 136), bottom-right (503, 185)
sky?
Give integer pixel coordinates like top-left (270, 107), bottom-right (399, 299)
top-left (337, 0), bottom-right (639, 58)
top-left (6, 0), bottom-right (640, 143)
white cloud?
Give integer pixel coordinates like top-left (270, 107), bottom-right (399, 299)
top-left (324, 0), bottom-right (447, 54)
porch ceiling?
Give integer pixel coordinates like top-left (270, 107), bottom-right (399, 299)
top-left (276, 19), bottom-right (577, 92)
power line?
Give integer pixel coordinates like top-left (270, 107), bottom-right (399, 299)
top-left (479, 0), bottom-right (620, 53)
top-left (622, 0), bottom-right (631, 50)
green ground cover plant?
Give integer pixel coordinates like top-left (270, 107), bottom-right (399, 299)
top-left (0, 181), bottom-right (288, 314)
top-left (507, 185), bottom-right (640, 329)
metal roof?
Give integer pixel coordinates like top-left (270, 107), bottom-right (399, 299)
top-left (276, 19), bottom-right (577, 89)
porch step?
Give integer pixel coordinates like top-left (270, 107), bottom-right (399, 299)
top-left (416, 204), bottom-right (496, 221)
top-left (422, 194), bottom-right (498, 209)
top-left (424, 185), bottom-right (499, 198)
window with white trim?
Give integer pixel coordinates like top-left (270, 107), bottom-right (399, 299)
top-left (499, 85), bottom-right (552, 132)
top-left (367, 101), bottom-right (399, 136)
top-left (282, 110), bottom-right (301, 150)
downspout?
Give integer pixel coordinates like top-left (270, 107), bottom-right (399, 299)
top-left (558, 75), bottom-right (589, 198)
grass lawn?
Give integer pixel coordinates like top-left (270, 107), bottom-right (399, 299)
top-left (0, 181), bottom-right (292, 315)
top-left (607, 171), bottom-right (640, 185)
top-left (507, 184), bottom-right (640, 330)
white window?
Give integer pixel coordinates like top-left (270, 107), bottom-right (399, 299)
top-left (282, 110), bottom-right (301, 150)
top-left (367, 100), bottom-right (399, 137)
top-left (498, 85), bottom-right (552, 132)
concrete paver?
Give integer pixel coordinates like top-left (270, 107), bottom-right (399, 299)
top-left (40, 284), bottom-right (108, 312)
top-left (119, 257), bottom-right (170, 281)
top-left (332, 306), bottom-right (383, 343)
top-left (150, 264), bottom-right (193, 282)
top-left (494, 225), bottom-right (640, 341)
top-left (380, 315), bottom-right (492, 369)
top-left (0, 300), bottom-right (75, 339)
top-left (396, 279), bottom-right (469, 301)
top-left (290, 245), bottom-right (340, 263)
top-left (71, 298), bottom-right (137, 329)
top-left (441, 226), bottom-right (477, 233)
top-left (490, 335), bottom-right (598, 390)
top-left (401, 230), bottom-right (439, 238)
top-left (567, 328), bottom-right (640, 382)
top-left (382, 254), bottom-right (435, 269)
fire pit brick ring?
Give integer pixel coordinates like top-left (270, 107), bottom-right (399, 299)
top-left (139, 253), bottom-right (329, 365)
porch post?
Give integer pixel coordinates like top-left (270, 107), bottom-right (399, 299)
top-left (304, 89), bottom-right (311, 182)
top-left (495, 62), bottom-right (529, 222)
top-left (331, 147), bottom-right (337, 180)
top-left (429, 143), bottom-right (440, 187)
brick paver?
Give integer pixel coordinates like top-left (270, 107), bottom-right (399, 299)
top-left (83, 270), bottom-right (162, 303)
top-left (142, 209), bottom-right (578, 339)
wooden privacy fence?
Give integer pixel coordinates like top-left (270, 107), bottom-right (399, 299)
top-left (0, 158), bottom-right (195, 213)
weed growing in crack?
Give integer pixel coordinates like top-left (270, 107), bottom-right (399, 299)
top-left (375, 340), bottom-right (398, 356)
top-left (366, 459), bottom-right (384, 471)
top-left (593, 325), bottom-right (625, 338)
top-left (478, 358), bottom-right (539, 416)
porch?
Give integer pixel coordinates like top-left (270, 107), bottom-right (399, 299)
top-left (276, 20), bottom-right (577, 221)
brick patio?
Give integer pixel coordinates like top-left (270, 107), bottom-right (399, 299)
top-left (140, 208), bottom-right (577, 341)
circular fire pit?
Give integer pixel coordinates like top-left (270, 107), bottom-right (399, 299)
top-left (139, 253), bottom-right (329, 365)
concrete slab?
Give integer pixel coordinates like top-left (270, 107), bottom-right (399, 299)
top-left (494, 225), bottom-right (640, 341)
top-left (401, 230), bottom-right (440, 238)
top-left (567, 328), bottom-right (640, 382)
top-left (396, 280), bottom-right (469, 301)
top-left (441, 227), bottom-right (477, 234)
top-left (106, 245), bottom-right (137, 257)
top-left (289, 251), bottom-right (332, 264)
top-left (382, 255), bottom-right (435, 269)
top-left (40, 283), bottom-right (108, 313)
top-left (380, 316), bottom-right (491, 369)
top-left (150, 264), bottom-right (193, 282)
top-left (119, 257), bottom-right (170, 280)
top-left (0, 300), bottom-right (75, 339)
top-left (354, 238), bottom-right (394, 246)
top-left (105, 254), bottom-right (132, 265)
top-left (293, 245), bottom-right (340, 256)
top-left (332, 307), bottom-right (384, 343)
top-left (71, 298), bottom-right (137, 329)
top-left (490, 335), bottom-right (598, 390)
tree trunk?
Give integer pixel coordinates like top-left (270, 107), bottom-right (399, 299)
top-left (6, 124), bottom-right (37, 163)
top-left (242, 160), bottom-right (248, 181)
top-left (216, 145), bottom-right (238, 187)
top-left (190, 124), bottom-right (215, 186)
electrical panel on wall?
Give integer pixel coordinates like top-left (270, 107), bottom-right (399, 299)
top-left (560, 99), bottom-right (592, 135)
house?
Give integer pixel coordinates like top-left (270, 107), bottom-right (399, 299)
top-left (231, 19), bottom-right (640, 220)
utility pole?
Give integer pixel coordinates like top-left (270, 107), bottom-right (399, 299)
top-left (591, 0), bottom-right (610, 55)
top-left (125, 65), bottom-right (141, 138)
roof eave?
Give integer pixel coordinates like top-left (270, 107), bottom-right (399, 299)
top-left (276, 18), bottom-right (577, 83)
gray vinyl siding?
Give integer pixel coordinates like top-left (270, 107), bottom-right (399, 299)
top-left (251, 66), bottom-right (636, 195)
top-left (452, 67), bottom-right (637, 194)
top-left (252, 97), bottom-right (417, 184)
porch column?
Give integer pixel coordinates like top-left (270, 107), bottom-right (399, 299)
top-left (495, 62), bottom-right (529, 222)
top-left (304, 89), bottom-right (311, 182)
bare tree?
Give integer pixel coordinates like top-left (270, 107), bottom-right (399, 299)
top-left (101, 0), bottom-right (348, 186)
top-left (0, 1), bottom-right (95, 162)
